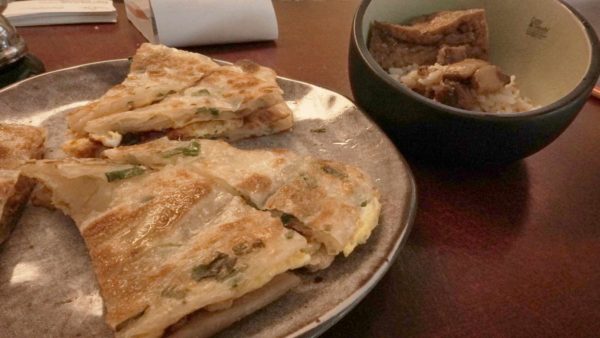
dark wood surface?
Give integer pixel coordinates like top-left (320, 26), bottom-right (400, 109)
top-left (16, 1), bottom-right (600, 337)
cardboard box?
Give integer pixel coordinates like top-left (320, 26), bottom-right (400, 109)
top-left (124, 0), bottom-right (157, 42)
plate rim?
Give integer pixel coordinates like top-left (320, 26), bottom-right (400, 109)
top-left (0, 59), bottom-right (418, 338)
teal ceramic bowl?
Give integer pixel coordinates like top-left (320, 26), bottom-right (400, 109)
top-left (349, 0), bottom-right (600, 164)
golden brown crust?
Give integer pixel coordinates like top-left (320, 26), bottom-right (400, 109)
top-left (81, 169), bottom-right (215, 327)
top-left (213, 103), bottom-right (292, 141)
top-left (265, 159), bottom-right (377, 255)
top-left (0, 123), bottom-right (46, 160)
top-left (236, 174), bottom-right (272, 196)
top-left (165, 102), bottom-right (293, 142)
top-left (130, 43), bottom-right (218, 77)
top-left (166, 119), bottom-right (244, 140)
top-left (83, 171), bottom-right (212, 247)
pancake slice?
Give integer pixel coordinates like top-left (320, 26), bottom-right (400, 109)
top-left (0, 170), bottom-right (28, 244)
top-left (82, 60), bottom-right (284, 148)
top-left (103, 138), bottom-right (302, 208)
top-left (222, 103), bottom-right (293, 141)
top-left (264, 159), bottom-right (382, 256)
top-left (0, 123), bottom-right (45, 245)
top-left (167, 102), bottom-right (293, 141)
top-left (102, 138), bottom-right (381, 257)
top-left (67, 43), bottom-right (219, 135)
top-left (166, 272), bottom-right (300, 338)
top-left (21, 159), bottom-right (310, 338)
top-left (64, 45), bottom-right (294, 156)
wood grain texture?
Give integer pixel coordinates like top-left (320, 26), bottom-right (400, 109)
top-left (13, 0), bottom-right (600, 337)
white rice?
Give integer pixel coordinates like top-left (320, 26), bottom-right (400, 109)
top-left (389, 64), bottom-right (539, 113)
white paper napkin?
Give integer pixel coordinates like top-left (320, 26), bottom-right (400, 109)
top-left (150, 0), bottom-right (278, 47)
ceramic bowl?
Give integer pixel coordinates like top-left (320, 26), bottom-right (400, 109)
top-left (349, 0), bottom-right (600, 164)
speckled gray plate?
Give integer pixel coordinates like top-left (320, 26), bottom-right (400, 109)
top-left (0, 60), bottom-right (416, 338)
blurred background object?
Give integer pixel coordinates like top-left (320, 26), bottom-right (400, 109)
top-left (0, 0), bottom-right (43, 88)
top-left (4, 0), bottom-right (116, 27)
top-left (125, 0), bottom-right (278, 47)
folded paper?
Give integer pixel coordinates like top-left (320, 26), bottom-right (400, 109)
top-left (125, 0), bottom-right (278, 47)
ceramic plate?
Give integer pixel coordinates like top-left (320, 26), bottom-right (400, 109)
top-left (0, 60), bottom-right (416, 337)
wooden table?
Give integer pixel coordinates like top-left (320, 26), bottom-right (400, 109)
top-left (17, 1), bottom-right (600, 337)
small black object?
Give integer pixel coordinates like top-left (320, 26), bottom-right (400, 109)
top-left (0, 7), bottom-right (45, 88)
top-left (0, 53), bottom-right (45, 88)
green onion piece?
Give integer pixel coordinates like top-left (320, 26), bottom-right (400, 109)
top-left (232, 242), bottom-right (250, 256)
top-left (300, 173), bottom-right (318, 189)
top-left (232, 239), bottom-right (265, 256)
top-left (191, 252), bottom-right (237, 282)
top-left (360, 201), bottom-right (368, 207)
top-left (310, 127), bottom-right (327, 133)
top-left (251, 239), bottom-right (265, 249)
top-left (229, 276), bottom-right (242, 288)
top-left (161, 141), bottom-right (200, 158)
top-left (196, 107), bottom-right (220, 117)
top-left (105, 166), bottom-right (145, 182)
top-left (161, 286), bottom-right (188, 299)
top-left (280, 213), bottom-right (295, 226)
top-left (191, 89), bottom-right (210, 96)
top-left (182, 141), bottom-right (200, 156)
top-left (321, 164), bottom-right (347, 179)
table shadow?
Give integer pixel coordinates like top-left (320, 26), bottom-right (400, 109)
top-left (409, 159), bottom-right (530, 254)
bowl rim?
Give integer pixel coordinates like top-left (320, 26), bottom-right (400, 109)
top-left (351, 0), bottom-right (600, 120)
